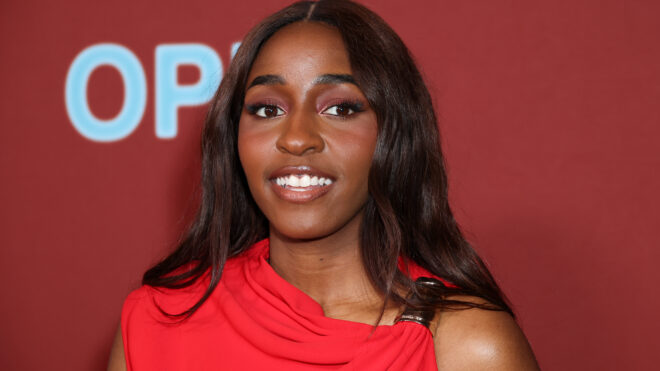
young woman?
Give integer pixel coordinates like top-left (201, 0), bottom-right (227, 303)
top-left (109, 1), bottom-right (538, 369)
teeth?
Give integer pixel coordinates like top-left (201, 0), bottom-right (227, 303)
top-left (287, 175), bottom-right (299, 187)
top-left (274, 174), bottom-right (333, 188)
top-left (319, 177), bottom-right (333, 186)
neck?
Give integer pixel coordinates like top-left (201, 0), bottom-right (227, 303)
top-left (268, 216), bottom-right (393, 323)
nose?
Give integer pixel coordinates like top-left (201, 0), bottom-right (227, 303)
top-left (275, 109), bottom-right (325, 156)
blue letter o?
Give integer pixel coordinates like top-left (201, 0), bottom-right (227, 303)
top-left (65, 44), bottom-right (147, 142)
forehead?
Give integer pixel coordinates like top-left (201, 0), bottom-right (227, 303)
top-left (248, 22), bottom-right (352, 80)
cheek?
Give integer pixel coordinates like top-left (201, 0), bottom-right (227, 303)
top-left (331, 119), bottom-right (378, 185)
top-left (237, 131), bottom-right (274, 222)
top-left (237, 122), bottom-right (271, 187)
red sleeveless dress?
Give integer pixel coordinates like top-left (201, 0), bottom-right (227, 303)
top-left (121, 239), bottom-right (440, 370)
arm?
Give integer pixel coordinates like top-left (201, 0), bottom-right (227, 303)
top-left (107, 324), bottom-right (127, 371)
top-left (433, 301), bottom-right (539, 370)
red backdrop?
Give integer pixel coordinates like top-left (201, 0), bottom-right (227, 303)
top-left (1, 0), bottom-right (658, 369)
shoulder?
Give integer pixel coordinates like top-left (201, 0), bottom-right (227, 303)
top-left (121, 285), bottom-right (152, 322)
top-left (121, 278), bottom-right (212, 322)
top-left (432, 296), bottom-right (539, 370)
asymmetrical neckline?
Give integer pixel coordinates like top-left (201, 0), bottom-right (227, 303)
top-left (122, 238), bottom-right (441, 370)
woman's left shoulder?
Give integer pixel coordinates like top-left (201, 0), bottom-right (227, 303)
top-left (432, 296), bottom-right (540, 370)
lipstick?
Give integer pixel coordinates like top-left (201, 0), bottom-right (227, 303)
top-left (269, 166), bottom-right (336, 203)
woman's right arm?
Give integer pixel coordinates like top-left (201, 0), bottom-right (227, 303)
top-left (107, 324), bottom-right (127, 371)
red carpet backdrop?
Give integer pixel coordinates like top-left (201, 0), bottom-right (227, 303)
top-left (1, 0), bottom-right (658, 369)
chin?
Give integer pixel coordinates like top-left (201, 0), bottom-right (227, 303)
top-left (270, 223), bottom-right (334, 242)
top-left (267, 208), bottom-right (364, 243)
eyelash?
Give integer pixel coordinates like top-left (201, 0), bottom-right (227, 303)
top-left (245, 100), bottom-right (365, 119)
top-left (323, 100), bottom-right (365, 118)
top-left (245, 104), bottom-right (285, 118)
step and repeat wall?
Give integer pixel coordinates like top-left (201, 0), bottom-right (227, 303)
top-left (1, 0), bottom-right (658, 369)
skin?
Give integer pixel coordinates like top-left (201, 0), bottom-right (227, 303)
top-left (108, 325), bottom-right (125, 371)
top-left (237, 21), bottom-right (388, 322)
top-left (108, 21), bottom-right (539, 370)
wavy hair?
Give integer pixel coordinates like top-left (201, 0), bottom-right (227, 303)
top-left (144, 0), bottom-right (513, 319)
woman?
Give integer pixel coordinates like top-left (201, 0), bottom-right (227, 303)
top-left (109, 0), bottom-right (538, 369)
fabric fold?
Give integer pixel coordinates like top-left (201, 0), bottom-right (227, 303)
top-left (122, 238), bottom-right (439, 370)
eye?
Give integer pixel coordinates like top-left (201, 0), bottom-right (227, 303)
top-left (323, 105), bottom-right (354, 117)
top-left (322, 101), bottom-right (364, 117)
top-left (254, 105), bottom-right (285, 118)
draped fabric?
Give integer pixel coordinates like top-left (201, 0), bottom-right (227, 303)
top-left (121, 239), bottom-right (439, 370)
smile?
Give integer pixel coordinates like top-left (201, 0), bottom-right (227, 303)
top-left (274, 174), bottom-right (333, 190)
top-left (268, 166), bottom-right (336, 203)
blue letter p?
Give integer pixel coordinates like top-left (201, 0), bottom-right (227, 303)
top-left (155, 44), bottom-right (222, 139)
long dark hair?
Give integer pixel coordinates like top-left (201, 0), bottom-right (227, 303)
top-left (144, 0), bottom-right (513, 319)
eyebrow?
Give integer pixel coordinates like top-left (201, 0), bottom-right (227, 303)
top-left (246, 73), bottom-right (357, 90)
top-left (247, 74), bottom-right (285, 89)
top-left (313, 74), bottom-right (356, 85)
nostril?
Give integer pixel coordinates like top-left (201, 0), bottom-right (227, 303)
top-left (275, 121), bottom-right (325, 155)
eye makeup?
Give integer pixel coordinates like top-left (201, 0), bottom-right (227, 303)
top-left (245, 98), bottom-right (289, 117)
top-left (321, 99), bottom-right (365, 119)
top-left (244, 98), bottom-right (366, 119)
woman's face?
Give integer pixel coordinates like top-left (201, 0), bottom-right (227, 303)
top-left (238, 22), bottom-right (378, 241)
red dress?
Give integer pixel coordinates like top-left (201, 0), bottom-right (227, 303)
top-left (121, 239), bottom-right (439, 370)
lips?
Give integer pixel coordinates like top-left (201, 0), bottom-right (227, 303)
top-left (268, 165), bottom-right (336, 203)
